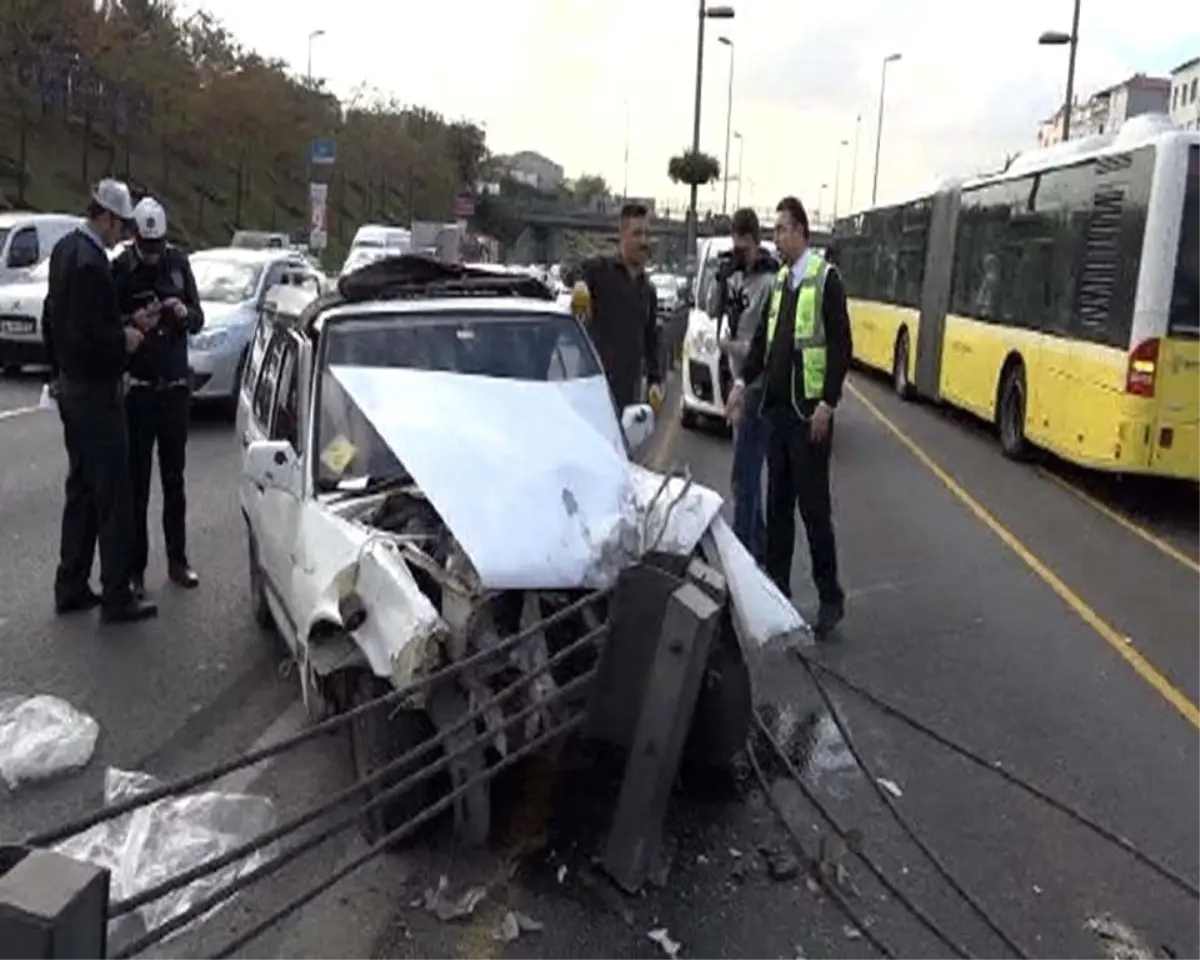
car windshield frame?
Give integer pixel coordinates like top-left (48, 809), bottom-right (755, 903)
top-left (311, 307), bottom-right (604, 493)
top-left (190, 257), bottom-right (264, 304)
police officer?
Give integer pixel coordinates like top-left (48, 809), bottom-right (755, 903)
top-left (50, 179), bottom-right (158, 622)
top-left (112, 197), bottom-right (204, 598)
top-left (727, 196), bottom-right (853, 639)
top-left (717, 208), bottom-right (780, 564)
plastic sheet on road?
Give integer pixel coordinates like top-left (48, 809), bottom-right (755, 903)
top-left (55, 767), bottom-right (276, 940)
top-left (0, 694), bottom-right (99, 788)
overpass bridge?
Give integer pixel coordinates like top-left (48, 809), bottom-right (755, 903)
top-left (509, 201), bottom-right (831, 263)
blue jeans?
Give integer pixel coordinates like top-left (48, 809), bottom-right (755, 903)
top-left (731, 409), bottom-right (767, 563)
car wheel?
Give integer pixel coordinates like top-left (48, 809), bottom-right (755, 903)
top-left (893, 330), bottom-right (914, 400)
top-left (680, 402), bottom-right (699, 430)
top-left (997, 364), bottom-right (1032, 461)
top-left (246, 531), bottom-right (275, 631)
top-left (347, 671), bottom-right (445, 846)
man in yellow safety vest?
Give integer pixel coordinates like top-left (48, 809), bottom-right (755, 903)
top-left (726, 196), bottom-right (853, 639)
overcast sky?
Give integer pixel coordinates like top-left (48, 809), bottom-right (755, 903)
top-left (187, 0), bottom-right (1197, 221)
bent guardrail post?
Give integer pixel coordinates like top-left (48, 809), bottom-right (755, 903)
top-left (0, 846), bottom-right (109, 959)
top-left (600, 565), bottom-right (724, 893)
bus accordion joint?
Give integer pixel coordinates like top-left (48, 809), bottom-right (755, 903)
top-left (1125, 337), bottom-right (1160, 397)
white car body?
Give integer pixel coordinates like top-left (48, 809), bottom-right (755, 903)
top-left (237, 284), bottom-right (806, 723)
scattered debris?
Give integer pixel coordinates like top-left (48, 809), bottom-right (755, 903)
top-left (648, 927), bottom-right (682, 959)
top-left (0, 695), bottom-right (100, 788)
top-left (492, 910), bottom-right (543, 943)
top-left (696, 854), bottom-right (710, 865)
top-left (794, 944), bottom-right (807, 959)
top-left (767, 852), bottom-right (800, 882)
top-left (1085, 913), bottom-right (1156, 960)
top-left (843, 925), bottom-right (863, 941)
top-left (1033, 884), bottom-right (1042, 895)
top-left (816, 834), bottom-right (857, 894)
top-left (557, 864), bottom-right (568, 884)
top-left (804, 876), bottom-right (821, 895)
top-left (729, 847), bottom-right (743, 858)
top-left (876, 777), bottom-right (903, 799)
top-left (423, 875), bottom-right (487, 922)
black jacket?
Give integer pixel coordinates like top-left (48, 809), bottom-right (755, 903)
top-left (45, 229), bottom-right (126, 384)
top-left (580, 254), bottom-right (660, 408)
top-left (738, 254), bottom-right (853, 414)
top-left (111, 246), bottom-right (204, 383)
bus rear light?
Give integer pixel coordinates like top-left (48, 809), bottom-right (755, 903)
top-left (1125, 338), bottom-right (1160, 397)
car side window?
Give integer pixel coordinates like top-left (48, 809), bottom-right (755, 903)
top-left (262, 262), bottom-right (286, 294)
top-left (270, 339), bottom-right (300, 449)
top-left (7, 227), bottom-right (39, 268)
top-left (243, 313), bottom-right (275, 397)
top-left (252, 331), bottom-right (287, 427)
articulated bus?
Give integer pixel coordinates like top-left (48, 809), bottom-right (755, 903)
top-left (834, 115), bottom-right (1199, 481)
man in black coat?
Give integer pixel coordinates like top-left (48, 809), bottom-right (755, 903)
top-left (49, 179), bottom-right (158, 622)
top-left (112, 197), bottom-right (205, 597)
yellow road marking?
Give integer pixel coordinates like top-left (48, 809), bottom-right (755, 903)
top-left (647, 401), bottom-right (682, 470)
top-left (1036, 467), bottom-right (1200, 575)
top-left (847, 380), bottom-right (1200, 730)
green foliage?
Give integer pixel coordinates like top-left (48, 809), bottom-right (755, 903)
top-left (667, 150), bottom-right (720, 188)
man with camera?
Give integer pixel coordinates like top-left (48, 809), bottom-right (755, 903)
top-left (111, 197), bottom-right (205, 599)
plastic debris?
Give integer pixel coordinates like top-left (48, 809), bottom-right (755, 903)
top-left (1085, 913), bottom-right (1155, 960)
top-left (557, 864), bottom-right (568, 884)
top-left (38, 384), bottom-right (57, 412)
top-left (844, 925), bottom-right (863, 940)
top-left (423, 875), bottom-right (488, 922)
top-left (767, 851), bottom-right (800, 881)
top-left (55, 767), bottom-right (275, 939)
top-left (648, 927), bottom-right (682, 959)
top-left (0, 695), bottom-right (100, 789)
top-left (492, 910), bottom-right (543, 943)
top-left (876, 777), bottom-right (903, 798)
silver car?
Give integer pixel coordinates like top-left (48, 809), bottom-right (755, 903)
top-left (187, 248), bottom-right (324, 409)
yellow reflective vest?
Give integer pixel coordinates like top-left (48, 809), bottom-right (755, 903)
top-left (764, 253), bottom-right (830, 406)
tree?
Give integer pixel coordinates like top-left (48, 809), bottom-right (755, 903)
top-left (572, 173), bottom-right (609, 207)
top-left (667, 149), bottom-right (720, 188)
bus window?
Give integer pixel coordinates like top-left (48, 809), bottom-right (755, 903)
top-left (1169, 145), bottom-right (1199, 338)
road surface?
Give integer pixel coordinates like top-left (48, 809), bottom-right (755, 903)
top-left (0, 367), bottom-right (1195, 958)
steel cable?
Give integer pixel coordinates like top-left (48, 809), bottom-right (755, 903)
top-left (109, 623), bottom-right (608, 918)
top-left (24, 586), bottom-right (610, 848)
top-left (114, 668), bottom-right (598, 957)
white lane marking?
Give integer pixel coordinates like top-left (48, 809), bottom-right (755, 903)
top-left (0, 404), bottom-right (42, 421)
top-left (212, 700), bottom-right (309, 796)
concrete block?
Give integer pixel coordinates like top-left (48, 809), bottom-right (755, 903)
top-left (0, 846), bottom-right (110, 959)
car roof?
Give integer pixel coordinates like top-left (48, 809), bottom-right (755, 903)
top-left (319, 296), bottom-right (568, 325)
top-left (191, 246), bottom-right (307, 265)
top-left (0, 212), bottom-right (81, 227)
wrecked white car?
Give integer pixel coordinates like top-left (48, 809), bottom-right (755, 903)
top-left (236, 257), bottom-right (805, 845)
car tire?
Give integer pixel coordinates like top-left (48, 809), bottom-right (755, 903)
top-left (680, 403), bottom-right (699, 430)
top-left (893, 330), bottom-right (914, 400)
top-left (246, 530), bottom-right (275, 631)
top-left (997, 363), bottom-right (1032, 461)
top-left (346, 671), bottom-right (444, 847)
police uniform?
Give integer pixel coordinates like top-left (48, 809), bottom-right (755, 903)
top-left (49, 179), bottom-right (157, 622)
top-left (112, 198), bottom-right (203, 594)
top-left (736, 248), bottom-right (853, 634)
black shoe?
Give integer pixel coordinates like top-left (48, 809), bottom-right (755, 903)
top-left (168, 563), bottom-right (199, 589)
top-left (100, 598), bottom-right (158, 623)
top-left (130, 575), bottom-right (146, 601)
top-left (814, 601), bottom-right (845, 640)
top-left (55, 589), bottom-right (101, 615)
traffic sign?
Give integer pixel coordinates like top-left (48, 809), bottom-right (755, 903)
top-left (310, 138), bottom-right (336, 165)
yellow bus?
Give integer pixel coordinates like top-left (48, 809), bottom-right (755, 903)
top-left (834, 116), bottom-right (1199, 481)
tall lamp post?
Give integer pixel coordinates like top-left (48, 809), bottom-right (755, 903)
top-left (832, 139), bottom-right (849, 222)
top-left (733, 131), bottom-right (744, 208)
top-left (687, 1), bottom-right (736, 261)
top-left (817, 182), bottom-right (828, 226)
top-left (306, 28), bottom-right (325, 86)
top-left (718, 36), bottom-right (735, 215)
top-left (623, 98), bottom-right (631, 199)
top-left (871, 51), bottom-right (902, 206)
top-left (849, 113), bottom-right (862, 213)
top-left (1039, 0), bottom-right (1082, 141)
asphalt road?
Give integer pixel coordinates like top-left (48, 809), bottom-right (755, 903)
top-left (0, 367), bottom-right (1196, 959)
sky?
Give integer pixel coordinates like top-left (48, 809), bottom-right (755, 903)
top-left (183, 0), bottom-right (1197, 224)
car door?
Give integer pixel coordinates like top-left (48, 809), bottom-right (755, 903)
top-left (240, 328), bottom-right (288, 540)
top-left (256, 334), bottom-right (304, 634)
top-left (236, 309), bottom-right (278, 438)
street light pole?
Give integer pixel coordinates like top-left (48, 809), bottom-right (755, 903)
top-left (686, 1), bottom-right (735, 262)
top-left (718, 36), bottom-right (734, 215)
top-left (623, 98), bottom-right (630, 199)
top-left (849, 113), bottom-right (861, 213)
top-left (832, 140), bottom-right (848, 221)
top-left (1039, 0), bottom-right (1082, 141)
top-left (306, 29), bottom-right (325, 86)
top-left (817, 182), bottom-right (828, 226)
top-left (871, 52), bottom-right (902, 207)
top-left (733, 131), bottom-right (744, 208)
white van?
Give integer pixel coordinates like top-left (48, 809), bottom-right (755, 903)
top-left (340, 225), bottom-right (412, 276)
top-left (0, 213), bottom-right (83, 286)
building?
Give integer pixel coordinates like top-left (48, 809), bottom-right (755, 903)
top-left (500, 151), bottom-right (565, 194)
top-left (1036, 72), bottom-right (1171, 146)
top-left (1170, 57), bottom-right (1200, 130)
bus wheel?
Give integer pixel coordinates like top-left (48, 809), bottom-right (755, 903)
top-left (997, 364), bottom-right (1032, 461)
top-left (892, 331), bottom-right (914, 400)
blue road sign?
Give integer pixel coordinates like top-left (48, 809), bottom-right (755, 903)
top-left (310, 139), bottom-right (336, 165)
